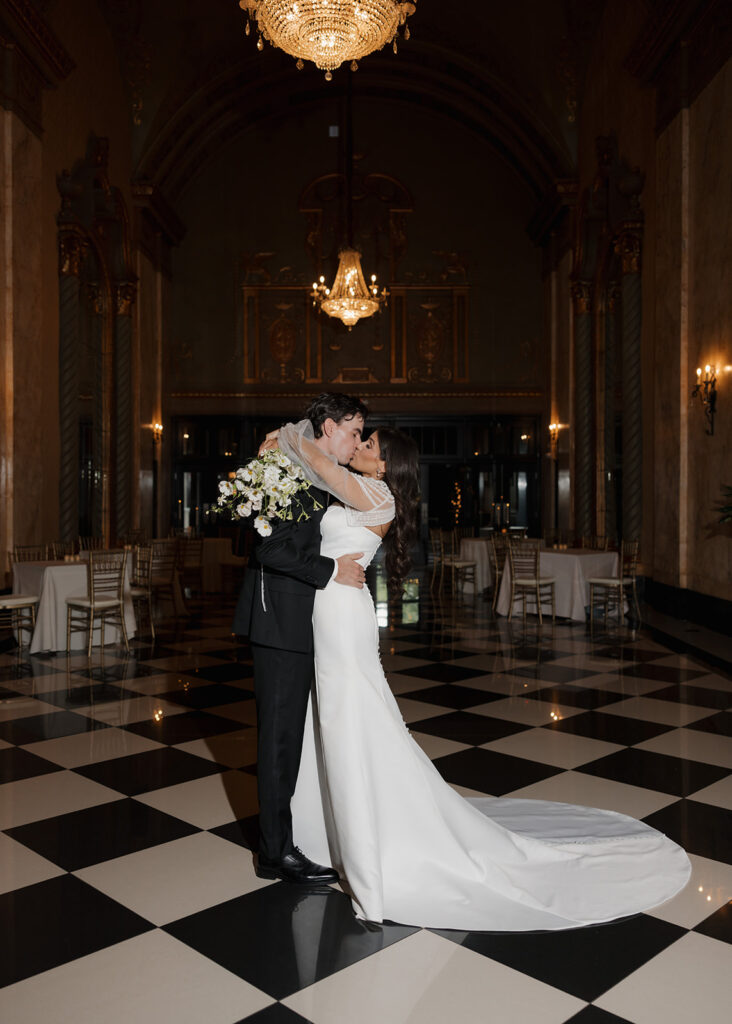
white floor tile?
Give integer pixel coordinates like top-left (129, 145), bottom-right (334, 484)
top-left (0, 770), bottom-right (123, 829)
top-left (410, 731), bottom-right (470, 760)
top-left (395, 697), bottom-right (454, 723)
top-left (0, 698), bottom-right (62, 722)
top-left (0, 737), bottom-right (12, 749)
top-left (633, 727), bottom-right (732, 770)
top-left (139, 654), bottom-right (230, 671)
top-left (23, 727), bottom-right (163, 768)
top-left (134, 768), bottom-right (258, 829)
top-left (380, 654), bottom-right (432, 672)
top-left (688, 775), bottom-right (732, 810)
top-left (473, 697), bottom-right (584, 726)
top-left (482, 727), bottom-right (623, 768)
top-left (284, 929), bottom-right (585, 1024)
top-left (595, 932), bottom-right (732, 1024)
top-left (647, 853), bottom-right (732, 928)
top-left (116, 674), bottom-right (190, 695)
top-left (599, 696), bottom-right (715, 726)
top-left (507, 770), bottom-right (677, 819)
top-left (386, 675), bottom-right (441, 695)
top-left (0, 832), bottom-right (65, 895)
top-left (73, 696), bottom-right (188, 726)
top-left (213, 700), bottom-right (259, 725)
top-left (75, 831), bottom-right (270, 925)
top-left (0, 928), bottom-right (273, 1024)
top-left (174, 728), bottom-right (258, 767)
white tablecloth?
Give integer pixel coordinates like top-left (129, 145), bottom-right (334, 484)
top-left (13, 560), bottom-right (136, 653)
top-left (459, 538), bottom-right (493, 594)
top-left (496, 548), bottom-right (618, 621)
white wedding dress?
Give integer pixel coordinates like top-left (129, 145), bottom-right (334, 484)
top-left (291, 505), bottom-right (691, 931)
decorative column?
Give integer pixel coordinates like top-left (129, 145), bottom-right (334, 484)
top-left (114, 282), bottom-right (137, 539)
top-left (58, 232), bottom-right (85, 544)
top-left (572, 280), bottom-right (593, 540)
top-left (616, 225), bottom-right (643, 543)
top-left (604, 283), bottom-right (619, 541)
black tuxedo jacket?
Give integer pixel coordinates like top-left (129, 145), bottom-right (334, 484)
top-left (232, 487), bottom-right (334, 654)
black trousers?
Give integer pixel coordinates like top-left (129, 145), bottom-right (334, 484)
top-left (251, 641), bottom-right (314, 861)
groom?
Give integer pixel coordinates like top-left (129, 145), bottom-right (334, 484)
top-left (233, 392), bottom-right (368, 883)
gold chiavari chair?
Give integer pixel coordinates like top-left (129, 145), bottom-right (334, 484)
top-left (66, 549), bottom-right (129, 657)
top-left (177, 537), bottom-right (205, 601)
top-left (489, 534), bottom-right (508, 615)
top-left (0, 594), bottom-right (39, 647)
top-left (588, 540), bottom-right (641, 625)
top-left (151, 539), bottom-right (179, 618)
top-left (506, 539), bottom-right (556, 624)
top-left (51, 540), bottom-right (77, 560)
top-left (12, 544), bottom-right (48, 562)
top-left (130, 544), bottom-right (155, 640)
top-left (441, 529), bottom-right (477, 599)
top-left (79, 536), bottom-right (105, 551)
top-left (581, 535), bottom-right (609, 551)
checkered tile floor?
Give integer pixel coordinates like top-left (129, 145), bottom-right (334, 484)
top-left (1, 578), bottom-right (731, 1023)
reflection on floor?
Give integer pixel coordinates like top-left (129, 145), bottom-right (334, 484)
top-left (0, 575), bottom-right (730, 1024)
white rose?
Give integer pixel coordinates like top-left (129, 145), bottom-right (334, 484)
top-left (254, 515), bottom-right (272, 536)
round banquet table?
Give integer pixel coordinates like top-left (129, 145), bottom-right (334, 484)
top-left (458, 538), bottom-right (493, 595)
top-left (495, 547), bottom-right (618, 621)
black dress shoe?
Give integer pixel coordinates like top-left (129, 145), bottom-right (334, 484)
top-left (256, 846), bottom-right (339, 884)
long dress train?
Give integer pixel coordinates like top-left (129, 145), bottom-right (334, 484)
top-left (291, 506), bottom-right (691, 931)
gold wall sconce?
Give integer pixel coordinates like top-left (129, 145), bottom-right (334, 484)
top-left (152, 422), bottom-right (164, 445)
top-left (548, 422), bottom-right (565, 459)
top-left (691, 366), bottom-right (717, 435)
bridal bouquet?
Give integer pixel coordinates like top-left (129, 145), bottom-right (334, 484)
top-left (214, 450), bottom-right (320, 537)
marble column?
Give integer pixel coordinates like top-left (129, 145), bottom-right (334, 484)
top-left (58, 232), bottom-right (85, 545)
top-left (572, 280), bottom-right (593, 540)
top-left (616, 226), bottom-right (643, 544)
top-left (114, 282), bottom-right (136, 540)
top-left (604, 283), bottom-right (619, 541)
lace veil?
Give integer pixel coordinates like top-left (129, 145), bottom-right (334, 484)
top-left (278, 420), bottom-right (395, 527)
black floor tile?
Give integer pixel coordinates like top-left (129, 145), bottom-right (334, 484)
top-left (0, 710), bottom-right (108, 745)
top-left (576, 747), bottom-right (728, 797)
top-left (164, 884), bottom-right (418, 1000)
top-left (211, 814), bottom-right (260, 852)
top-left (396, 646), bottom-right (478, 662)
top-left (0, 660), bottom-right (64, 681)
top-left (0, 746), bottom-right (61, 783)
top-left (687, 711), bottom-right (732, 737)
top-left (693, 901), bottom-right (732, 945)
top-left (590, 646), bottom-right (665, 664)
top-left (123, 709), bottom-right (243, 745)
top-left (188, 662), bottom-right (254, 683)
top-left (235, 1004), bottom-right (313, 1024)
top-left (385, 631), bottom-right (461, 646)
top-left (6, 798), bottom-right (199, 871)
top-left (563, 1006), bottom-right (635, 1024)
top-left (434, 913), bottom-right (686, 1001)
top-left (130, 644), bottom-right (190, 661)
top-left (398, 684), bottom-right (498, 709)
top-left (37, 682), bottom-right (132, 709)
top-left (644, 684), bottom-right (731, 710)
top-left (410, 711), bottom-right (528, 746)
top-left (197, 647), bottom-right (253, 663)
top-left (525, 686), bottom-right (625, 710)
top-left (507, 664), bottom-right (607, 685)
top-left (615, 664), bottom-right (708, 684)
top-left (73, 746), bottom-right (224, 795)
top-left (544, 710), bottom-right (673, 746)
top-left (510, 646), bottom-right (574, 663)
top-left (156, 681), bottom-right (255, 710)
top-left (87, 661), bottom-right (161, 683)
top-left (0, 874), bottom-right (153, 987)
top-left (392, 663), bottom-right (488, 684)
top-left (433, 747), bottom-right (562, 796)
top-left (642, 799), bottom-right (732, 864)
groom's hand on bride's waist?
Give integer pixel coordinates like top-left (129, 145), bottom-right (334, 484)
top-left (335, 553), bottom-right (366, 588)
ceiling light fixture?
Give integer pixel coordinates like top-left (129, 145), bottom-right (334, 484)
top-left (239, 0), bottom-right (417, 80)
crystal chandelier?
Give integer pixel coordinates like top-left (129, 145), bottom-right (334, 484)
top-left (311, 249), bottom-right (388, 329)
top-left (239, 1), bottom-right (417, 79)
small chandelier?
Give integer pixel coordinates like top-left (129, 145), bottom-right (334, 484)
top-left (311, 249), bottom-right (388, 329)
top-left (239, 1), bottom-right (417, 80)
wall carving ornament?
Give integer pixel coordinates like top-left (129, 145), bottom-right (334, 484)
top-left (239, 168), bottom-right (469, 390)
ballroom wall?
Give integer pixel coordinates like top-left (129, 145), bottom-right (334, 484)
top-left (168, 97), bottom-right (545, 414)
top-left (572, 0), bottom-right (732, 605)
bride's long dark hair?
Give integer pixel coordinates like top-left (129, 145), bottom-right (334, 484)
top-left (374, 427), bottom-right (420, 599)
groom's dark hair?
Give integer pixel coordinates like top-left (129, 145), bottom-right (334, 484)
top-left (305, 392), bottom-right (368, 438)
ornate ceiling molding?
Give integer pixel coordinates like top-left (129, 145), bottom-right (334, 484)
top-left (0, 0), bottom-right (74, 134)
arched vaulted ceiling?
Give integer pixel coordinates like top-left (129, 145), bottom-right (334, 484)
top-left (98, 0), bottom-right (607, 211)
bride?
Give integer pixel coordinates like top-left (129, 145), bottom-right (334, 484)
top-left (268, 418), bottom-right (691, 931)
